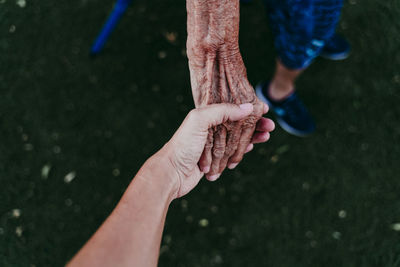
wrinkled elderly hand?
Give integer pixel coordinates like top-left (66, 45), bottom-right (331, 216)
top-left (159, 103), bottom-right (274, 199)
top-left (186, 0), bottom-right (264, 179)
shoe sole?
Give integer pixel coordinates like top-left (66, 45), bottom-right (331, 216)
top-left (255, 83), bottom-right (313, 137)
top-left (319, 50), bottom-right (350, 61)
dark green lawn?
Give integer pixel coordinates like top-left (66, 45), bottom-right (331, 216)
top-left (1, 0), bottom-right (400, 266)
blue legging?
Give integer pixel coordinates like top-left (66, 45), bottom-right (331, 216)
top-left (264, 0), bottom-right (344, 69)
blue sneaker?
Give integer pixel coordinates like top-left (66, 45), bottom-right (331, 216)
top-left (256, 82), bottom-right (315, 137)
top-left (320, 34), bottom-right (351, 61)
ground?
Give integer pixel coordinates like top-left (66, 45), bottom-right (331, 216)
top-left (1, 0), bottom-right (400, 266)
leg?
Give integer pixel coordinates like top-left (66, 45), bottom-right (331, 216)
top-left (262, 0), bottom-right (315, 100)
top-left (265, 0), bottom-right (345, 82)
top-left (256, 0), bottom-right (344, 136)
top-left (269, 59), bottom-right (303, 101)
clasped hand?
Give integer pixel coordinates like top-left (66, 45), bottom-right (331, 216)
top-left (148, 103), bottom-right (274, 199)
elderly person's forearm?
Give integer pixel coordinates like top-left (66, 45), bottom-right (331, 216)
top-left (186, 0), bottom-right (264, 177)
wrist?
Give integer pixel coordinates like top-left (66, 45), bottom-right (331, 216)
top-left (187, 42), bottom-right (240, 61)
top-left (135, 149), bottom-right (179, 203)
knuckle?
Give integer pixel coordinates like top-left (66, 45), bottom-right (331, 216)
top-left (224, 146), bottom-right (236, 157)
top-left (187, 109), bottom-right (199, 122)
top-left (231, 154), bottom-right (244, 163)
top-left (205, 141), bottom-right (213, 149)
top-left (212, 146), bottom-right (225, 158)
top-left (242, 115), bottom-right (259, 128)
top-left (223, 120), bottom-right (237, 131)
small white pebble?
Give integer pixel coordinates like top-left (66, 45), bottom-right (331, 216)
top-left (12, 209), bottom-right (21, 218)
top-left (332, 231), bottom-right (342, 240)
top-left (391, 223), bottom-right (400, 231)
top-left (158, 51), bottom-right (167, 59)
top-left (164, 31), bottom-right (177, 44)
top-left (212, 254), bottom-right (223, 264)
top-left (9, 25), bottom-right (16, 33)
top-left (16, 0), bottom-right (26, 8)
top-left (64, 172), bottom-right (76, 183)
top-left (338, 210), bottom-right (347, 218)
top-left (270, 155), bottom-right (279, 163)
top-left (15, 226), bottom-right (23, 237)
top-left (199, 218), bottom-right (209, 227)
top-left (41, 164), bottom-right (51, 179)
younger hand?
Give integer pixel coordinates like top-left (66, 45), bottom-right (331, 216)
top-left (155, 103), bottom-right (274, 199)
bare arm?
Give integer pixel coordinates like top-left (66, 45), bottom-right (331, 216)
top-left (186, 0), bottom-right (264, 178)
top-left (67, 104), bottom-right (274, 267)
top-left (67, 157), bottom-right (176, 267)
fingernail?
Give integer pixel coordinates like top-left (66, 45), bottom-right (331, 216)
top-left (208, 174), bottom-right (220, 181)
top-left (245, 143), bottom-right (254, 153)
top-left (202, 166), bottom-right (210, 173)
top-left (239, 103), bottom-right (253, 111)
top-left (228, 163), bottom-right (238, 169)
top-left (263, 103), bottom-right (269, 113)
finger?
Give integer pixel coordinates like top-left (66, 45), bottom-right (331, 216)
top-left (227, 142), bottom-right (253, 171)
top-left (263, 103), bottom-right (269, 114)
top-left (228, 137), bottom-right (254, 170)
top-left (228, 124), bottom-right (255, 167)
top-left (198, 129), bottom-right (213, 173)
top-left (218, 123), bottom-right (241, 173)
top-left (255, 117), bottom-right (275, 132)
top-left (206, 125), bottom-right (227, 181)
top-left (245, 143), bottom-right (254, 153)
top-left (251, 132), bottom-right (271, 144)
top-left (193, 103), bottom-right (254, 130)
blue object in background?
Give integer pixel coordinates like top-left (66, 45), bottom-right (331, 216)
top-left (90, 0), bottom-right (133, 55)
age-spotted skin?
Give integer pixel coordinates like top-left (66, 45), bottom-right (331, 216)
top-left (186, 0), bottom-right (264, 176)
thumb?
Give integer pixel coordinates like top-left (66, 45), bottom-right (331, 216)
top-left (192, 103), bottom-right (254, 130)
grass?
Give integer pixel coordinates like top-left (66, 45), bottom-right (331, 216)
top-left (1, 0), bottom-right (400, 266)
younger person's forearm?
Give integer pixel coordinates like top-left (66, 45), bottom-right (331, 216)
top-left (68, 155), bottom-right (176, 267)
